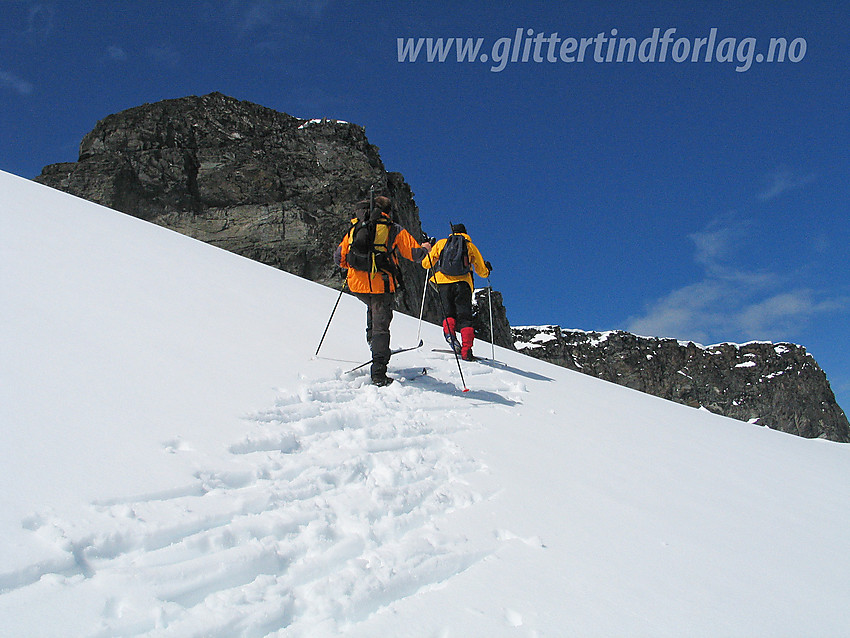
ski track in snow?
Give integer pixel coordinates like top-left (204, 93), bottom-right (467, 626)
top-left (4, 358), bottom-right (528, 637)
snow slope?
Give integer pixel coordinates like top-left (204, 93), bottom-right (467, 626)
top-left (2, 169), bottom-right (850, 637)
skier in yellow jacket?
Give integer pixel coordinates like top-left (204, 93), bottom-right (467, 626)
top-left (422, 223), bottom-right (491, 361)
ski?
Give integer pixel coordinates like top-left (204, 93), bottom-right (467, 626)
top-left (433, 347), bottom-right (497, 361)
top-left (431, 348), bottom-right (480, 360)
top-left (346, 340), bottom-right (424, 374)
top-left (432, 349), bottom-right (552, 381)
top-left (366, 367), bottom-right (428, 388)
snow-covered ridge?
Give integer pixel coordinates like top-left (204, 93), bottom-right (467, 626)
top-left (514, 328), bottom-right (557, 349)
top-left (514, 326), bottom-right (799, 355)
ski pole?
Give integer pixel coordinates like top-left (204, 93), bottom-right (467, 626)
top-left (487, 277), bottom-right (495, 361)
top-left (416, 265), bottom-right (429, 344)
top-left (416, 232), bottom-right (436, 344)
top-left (315, 279), bottom-right (346, 357)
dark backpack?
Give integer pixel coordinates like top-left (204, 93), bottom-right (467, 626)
top-left (437, 233), bottom-right (471, 276)
top-left (346, 206), bottom-right (397, 278)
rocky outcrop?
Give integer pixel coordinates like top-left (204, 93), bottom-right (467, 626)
top-left (472, 287), bottom-right (514, 349)
top-left (513, 326), bottom-right (850, 442)
top-left (35, 92), bottom-right (435, 319)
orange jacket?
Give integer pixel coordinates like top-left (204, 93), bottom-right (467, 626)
top-left (335, 214), bottom-right (429, 294)
top-left (422, 233), bottom-right (489, 291)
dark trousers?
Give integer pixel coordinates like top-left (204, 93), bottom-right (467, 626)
top-left (355, 292), bottom-right (394, 377)
top-left (438, 281), bottom-right (473, 330)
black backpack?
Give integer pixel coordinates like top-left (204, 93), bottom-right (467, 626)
top-left (346, 206), bottom-right (398, 278)
top-left (437, 233), bottom-right (471, 276)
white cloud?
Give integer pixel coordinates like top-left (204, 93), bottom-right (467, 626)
top-left (758, 167), bottom-right (816, 201)
top-left (687, 218), bottom-right (778, 287)
top-left (0, 69), bottom-right (33, 95)
top-left (736, 291), bottom-right (844, 337)
top-left (626, 218), bottom-right (846, 344)
top-left (689, 221), bottom-right (739, 272)
top-left (627, 280), bottom-right (725, 344)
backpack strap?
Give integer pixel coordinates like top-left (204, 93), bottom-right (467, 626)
top-left (382, 222), bottom-right (404, 289)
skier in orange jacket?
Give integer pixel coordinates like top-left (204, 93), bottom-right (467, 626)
top-left (334, 195), bottom-right (430, 385)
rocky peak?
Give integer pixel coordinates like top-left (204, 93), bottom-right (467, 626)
top-left (35, 92), bottom-right (431, 317)
top-left (79, 92), bottom-right (303, 163)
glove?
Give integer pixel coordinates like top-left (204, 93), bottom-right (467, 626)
top-left (484, 261), bottom-right (493, 273)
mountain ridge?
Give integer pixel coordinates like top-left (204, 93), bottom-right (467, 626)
top-left (514, 325), bottom-right (850, 442)
top-left (33, 92), bottom-right (848, 442)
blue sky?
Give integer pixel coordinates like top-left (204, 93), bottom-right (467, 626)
top-left (2, 1), bottom-right (849, 406)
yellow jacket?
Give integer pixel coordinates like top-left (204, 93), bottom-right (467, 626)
top-left (422, 233), bottom-right (489, 290)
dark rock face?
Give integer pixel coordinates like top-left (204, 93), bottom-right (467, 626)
top-left (513, 326), bottom-right (850, 442)
top-left (472, 287), bottom-right (514, 349)
top-left (35, 92), bottom-right (434, 319)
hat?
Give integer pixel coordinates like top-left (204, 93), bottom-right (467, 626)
top-left (451, 223), bottom-right (467, 234)
top-left (374, 196), bottom-right (392, 213)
